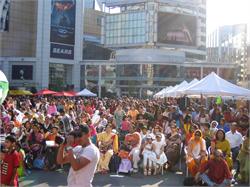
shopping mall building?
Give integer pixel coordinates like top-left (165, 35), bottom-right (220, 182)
top-left (0, 0), bottom-right (236, 97)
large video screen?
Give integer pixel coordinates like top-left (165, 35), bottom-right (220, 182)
top-left (157, 12), bottom-right (197, 46)
top-left (12, 65), bottom-right (33, 80)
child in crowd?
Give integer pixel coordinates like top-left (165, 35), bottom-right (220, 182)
top-left (142, 135), bottom-right (154, 175)
top-left (1, 135), bottom-right (20, 187)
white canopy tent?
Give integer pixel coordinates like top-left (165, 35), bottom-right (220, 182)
top-left (77, 88), bottom-right (97, 97)
top-left (183, 72), bottom-right (250, 98)
top-left (175, 78), bottom-right (199, 97)
top-left (154, 86), bottom-right (173, 98)
top-left (164, 81), bottom-right (188, 97)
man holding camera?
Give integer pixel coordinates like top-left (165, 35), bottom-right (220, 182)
top-left (56, 125), bottom-right (100, 187)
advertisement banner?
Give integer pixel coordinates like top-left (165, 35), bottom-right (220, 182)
top-left (50, 43), bottom-right (74, 59)
top-left (50, 0), bottom-right (76, 45)
top-left (50, 0), bottom-right (76, 60)
top-left (158, 12), bottom-right (197, 46)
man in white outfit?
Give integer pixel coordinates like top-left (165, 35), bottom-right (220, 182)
top-left (57, 125), bottom-right (100, 187)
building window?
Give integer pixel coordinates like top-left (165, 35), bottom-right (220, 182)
top-left (97, 16), bottom-right (102, 26)
top-left (201, 26), bottom-right (206, 32)
top-left (201, 36), bottom-right (206, 42)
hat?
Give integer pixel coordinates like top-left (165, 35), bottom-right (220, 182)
top-left (156, 133), bottom-right (162, 138)
top-left (51, 125), bottom-right (59, 130)
top-left (146, 135), bottom-right (153, 139)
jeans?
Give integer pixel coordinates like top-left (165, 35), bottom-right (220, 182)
top-left (200, 173), bottom-right (231, 186)
top-left (231, 147), bottom-right (240, 161)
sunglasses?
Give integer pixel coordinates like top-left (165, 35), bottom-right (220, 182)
top-left (195, 134), bottom-right (201, 137)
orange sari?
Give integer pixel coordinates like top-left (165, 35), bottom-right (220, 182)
top-left (186, 130), bottom-right (207, 176)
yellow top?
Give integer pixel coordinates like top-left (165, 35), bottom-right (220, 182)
top-left (97, 132), bottom-right (119, 153)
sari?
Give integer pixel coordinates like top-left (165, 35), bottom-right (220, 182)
top-left (97, 132), bottom-right (119, 172)
top-left (238, 137), bottom-right (250, 183)
top-left (165, 133), bottom-right (182, 167)
top-left (186, 130), bottom-right (207, 176)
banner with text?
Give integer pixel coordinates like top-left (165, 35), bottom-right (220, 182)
top-left (50, 0), bottom-right (76, 59)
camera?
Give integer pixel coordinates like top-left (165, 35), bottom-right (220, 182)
top-left (55, 135), bottom-right (66, 145)
top-left (55, 130), bottom-right (82, 145)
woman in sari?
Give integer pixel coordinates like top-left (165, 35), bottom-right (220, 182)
top-left (238, 129), bottom-right (250, 184)
top-left (211, 129), bottom-right (233, 170)
top-left (97, 124), bottom-right (119, 174)
top-left (186, 129), bottom-right (207, 177)
top-left (165, 123), bottom-right (182, 170)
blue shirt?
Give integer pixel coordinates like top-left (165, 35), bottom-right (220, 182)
top-left (217, 123), bottom-right (230, 133)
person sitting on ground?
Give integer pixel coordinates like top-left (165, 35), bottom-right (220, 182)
top-left (141, 134), bottom-right (154, 175)
top-left (211, 129), bottom-right (233, 170)
top-left (225, 122), bottom-right (242, 161)
top-left (195, 149), bottom-right (232, 186)
top-left (150, 133), bottom-right (168, 175)
top-left (186, 129), bottom-right (207, 177)
top-left (97, 124), bottom-right (118, 174)
top-left (124, 125), bottom-right (141, 173)
top-left (237, 129), bottom-right (249, 184)
top-left (165, 123), bottom-right (182, 171)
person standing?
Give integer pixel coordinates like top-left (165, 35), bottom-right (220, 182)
top-left (1, 135), bottom-right (19, 187)
top-left (225, 122), bottom-right (242, 161)
top-left (57, 125), bottom-right (100, 187)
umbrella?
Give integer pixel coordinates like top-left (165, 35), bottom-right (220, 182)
top-left (9, 90), bottom-right (33, 96)
top-left (0, 70), bottom-right (9, 104)
top-left (77, 88), bottom-right (97, 97)
top-left (34, 89), bottom-right (57, 96)
top-left (53, 91), bottom-right (75, 97)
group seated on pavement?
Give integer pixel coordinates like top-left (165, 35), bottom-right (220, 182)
top-left (0, 96), bottom-right (249, 186)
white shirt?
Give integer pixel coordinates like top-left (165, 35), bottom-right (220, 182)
top-left (226, 131), bottom-right (243, 148)
top-left (152, 140), bottom-right (166, 155)
top-left (67, 144), bottom-right (100, 187)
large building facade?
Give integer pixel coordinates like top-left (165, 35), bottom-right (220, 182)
top-left (0, 0), bottom-right (236, 97)
top-left (207, 24), bottom-right (249, 88)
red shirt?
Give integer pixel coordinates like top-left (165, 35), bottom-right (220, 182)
top-left (1, 151), bottom-right (19, 186)
top-left (200, 158), bottom-right (232, 184)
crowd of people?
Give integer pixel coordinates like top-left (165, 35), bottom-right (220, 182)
top-left (0, 95), bottom-right (249, 186)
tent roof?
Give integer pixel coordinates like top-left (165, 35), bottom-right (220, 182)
top-left (77, 88), bottom-right (97, 97)
top-left (184, 72), bottom-right (250, 97)
top-left (175, 78), bottom-right (199, 97)
top-left (164, 81), bottom-right (188, 97)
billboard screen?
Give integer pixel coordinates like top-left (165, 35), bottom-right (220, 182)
top-left (12, 65), bottom-right (33, 80)
top-left (157, 12), bottom-right (197, 46)
top-left (50, 0), bottom-right (76, 59)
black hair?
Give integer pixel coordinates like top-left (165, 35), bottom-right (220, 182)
top-left (5, 135), bottom-right (17, 143)
top-left (216, 129), bottom-right (226, 141)
top-left (77, 125), bottom-right (90, 135)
